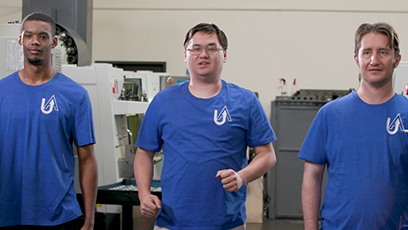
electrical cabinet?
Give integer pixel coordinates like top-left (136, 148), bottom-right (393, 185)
top-left (265, 89), bottom-right (351, 219)
top-left (267, 100), bottom-right (324, 219)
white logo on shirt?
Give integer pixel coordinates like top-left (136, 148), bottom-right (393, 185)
top-left (386, 114), bottom-right (408, 135)
top-left (214, 106), bottom-right (232, 126)
top-left (41, 95), bottom-right (59, 114)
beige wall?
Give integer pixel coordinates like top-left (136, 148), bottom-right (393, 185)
top-left (1, 0), bottom-right (408, 115)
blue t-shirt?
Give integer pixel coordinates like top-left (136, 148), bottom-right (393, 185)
top-left (0, 72), bottom-right (95, 227)
top-left (136, 80), bottom-right (276, 230)
top-left (298, 91), bottom-right (408, 229)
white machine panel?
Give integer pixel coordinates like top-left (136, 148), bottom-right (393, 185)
top-left (62, 63), bottom-right (152, 213)
top-left (394, 61), bottom-right (408, 98)
top-left (0, 23), bottom-right (23, 79)
top-left (0, 22), bottom-right (66, 79)
top-left (131, 71), bottom-right (169, 102)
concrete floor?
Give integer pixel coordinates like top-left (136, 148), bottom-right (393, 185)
top-left (127, 218), bottom-right (305, 230)
top-left (247, 219), bottom-right (304, 230)
top-left (120, 210), bottom-right (305, 230)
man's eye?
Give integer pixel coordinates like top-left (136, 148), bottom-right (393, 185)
top-left (189, 48), bottom-right (201, 53)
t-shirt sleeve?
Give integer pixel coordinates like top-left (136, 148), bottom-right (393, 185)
top-left (73, 90), bottom-right (95, 147)
top-left (297, 108), bottom-right (327, 165)
top-left (246, 95), bottom-right (277, 147)
top-left (135, 96), bottom-right (163, 152)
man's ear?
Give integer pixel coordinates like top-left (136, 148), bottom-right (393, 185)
top-left (354, 54), bottom-right (360, 68)
top-left (393, 54), bottom-right (402, 69)
top-left (51, 36), bottom-right (58, 48)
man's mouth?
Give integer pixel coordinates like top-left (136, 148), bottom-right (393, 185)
top-left (368, 68), bottom-right (382, 73)
top-left (28, 49), bottom-right (41, 54)
top-left (199, 61), bottom-right (209, 66)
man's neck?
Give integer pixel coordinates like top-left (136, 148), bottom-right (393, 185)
top-left (18, 63), bottom-right (56, 86)
top-left (357, 81), bottom-right (395, 104)
top-left (188, 77), bottom-right (222, 99)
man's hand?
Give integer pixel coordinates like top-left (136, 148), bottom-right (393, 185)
top-left (80, 221), bottom-right (94, 230)
top-left (216, 169), bottom-right (245, 192)
top-left (140, 194), bottom-right (161, 218)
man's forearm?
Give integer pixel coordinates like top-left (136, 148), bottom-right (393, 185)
top-left (238, 143), bottom-right (276, 184)
top-left (302, 182), bottom-right (321, 230)
top-left (134, 147), bottom-right (155, 199)
top-left (80, 158), bottom-right (98, 226)
top-left (302, 161), bottom-right (325, 230)
top-left (78, 145), bottom-right (98, 228)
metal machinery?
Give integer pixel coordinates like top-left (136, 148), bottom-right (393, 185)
top-left (120, 72), bottom-right (189, 180)
top-left (62, 64), bottom-right (151, 230)
top-left (0, 22), bottom-right (83, 77)
top-left (266, 66), bottom-right (408, 219)
top-left (97, 179), bottom-right (162, 229)
top-left (266, 89), bottom-right (351, 219)
top-left (0, 23), bottom-right (24, 79)
top-left (61, 65), bottom-right (167, 200)
top-left (0, 0), bottom-right (92, 79)
top-left (62, 64), bottom-right (189, 229)
top-left (22, 0), bottom-right (93, 66)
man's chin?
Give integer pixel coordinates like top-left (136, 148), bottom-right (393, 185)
top-left (27, 58), bottom-right (43, 66)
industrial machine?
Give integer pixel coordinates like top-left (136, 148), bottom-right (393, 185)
top-left (0, 23), bottom-right (23, 79)
top-left (267, 89), bottom-right (351, 219)
top-left (61, 64), bottom-right (173, 189)
top-left (22, 0), bottom-right (93, 66)
top-left (0, 22), bottom-right (83, 79)
top-left (266, 70), bottom-right (408, 219)
top-left (62, 64), bottom-right (188, 229)
top-left (62, 64), bottom-right (188, 199)
top-left (0, 0), bottom-right (93, 79)
top-left (62, 64), bottom-right (146, 193)
top-left (97, 179), bottom-right (162, 230)
top-left (122, 71), bottom-right (189, 103)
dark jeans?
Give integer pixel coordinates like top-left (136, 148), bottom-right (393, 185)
top-left (0, 217), bottom-right (81, 230)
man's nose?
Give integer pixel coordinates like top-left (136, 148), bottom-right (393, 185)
top-left (31, 36), bottom-right (40, 45)
top-left (370, 53), bottom-right (379, 65)
top-left (199, 48), bottom-right (209, 57)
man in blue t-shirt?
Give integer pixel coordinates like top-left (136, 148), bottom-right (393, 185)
top-left (299, 22), bottom-right (408, 229)
top-left (134, 23), bottom-right (277, 230)
top-left (0, 12), bottom-right (98, 230)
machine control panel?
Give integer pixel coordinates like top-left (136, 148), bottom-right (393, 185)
top-left (276, 89), bottom-right (352, 102)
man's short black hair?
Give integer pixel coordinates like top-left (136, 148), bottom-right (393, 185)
top-left (21, 12), bottom-right (57, 36)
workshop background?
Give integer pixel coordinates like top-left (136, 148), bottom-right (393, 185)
top-left (2, 1), bottom-right (408, 114)
top-left (1, 1), bottom-right (408, 229)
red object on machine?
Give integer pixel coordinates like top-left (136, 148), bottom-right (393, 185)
top-left (279, 78), bottom-right (287, 96)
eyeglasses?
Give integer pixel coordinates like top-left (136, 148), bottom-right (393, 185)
top-left (187, 45), bottom-right (224, 55)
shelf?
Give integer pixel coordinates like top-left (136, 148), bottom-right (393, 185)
top-left (113, 100), bottom-right (149, 115)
